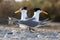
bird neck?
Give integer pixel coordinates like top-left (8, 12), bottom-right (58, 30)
top-left (32, 11), bottom-right (42, 22)
top-left (21, 10), bottom-right (27, 21)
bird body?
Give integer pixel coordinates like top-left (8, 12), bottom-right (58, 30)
top-left (14, 7), bottom-right (49, 30)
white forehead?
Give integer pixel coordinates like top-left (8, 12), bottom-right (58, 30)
top-left (19, 8), bottom-right (27, 13)
top-left (19, 8), bottom-right (27, 10)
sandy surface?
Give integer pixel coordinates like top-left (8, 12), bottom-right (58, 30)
top-left (0, 22), bottom-right (60, 40)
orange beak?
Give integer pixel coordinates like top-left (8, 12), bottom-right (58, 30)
top-left (42, 11), bottom-right (48, 15)
top-left (15, 10), bottom-right (21, 14)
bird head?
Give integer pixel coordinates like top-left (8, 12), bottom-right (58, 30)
top-left (15, 7), bottom-right (27, 14)
top-left (33, 8), bottom-right (48, 15)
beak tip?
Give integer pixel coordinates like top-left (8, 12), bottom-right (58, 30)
top-left (42, 11), bottom-right (48, 15)
top-left (14, 10), bottom-right (20, 14)
top-left (15, 12), bottom-right (16, 14)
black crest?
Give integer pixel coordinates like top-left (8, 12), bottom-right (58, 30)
top-left (22, 7), bottom-right (27, 10)
top-left (33, 8), bottom-right (41, 12)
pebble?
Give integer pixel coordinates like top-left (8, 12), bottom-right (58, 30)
top-left (0, 29), bottom-right (59, 40)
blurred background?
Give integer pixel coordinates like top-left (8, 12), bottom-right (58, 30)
top-left (0, 0), bottom-right (60, 24)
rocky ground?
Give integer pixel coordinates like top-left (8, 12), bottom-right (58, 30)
top-left (0, 22), bottom-right (60, 40)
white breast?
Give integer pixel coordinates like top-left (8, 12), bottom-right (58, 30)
top-left (20, 10), bottom-right (27, 21)
top-left (32, 10), bottom-right (42, 22)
